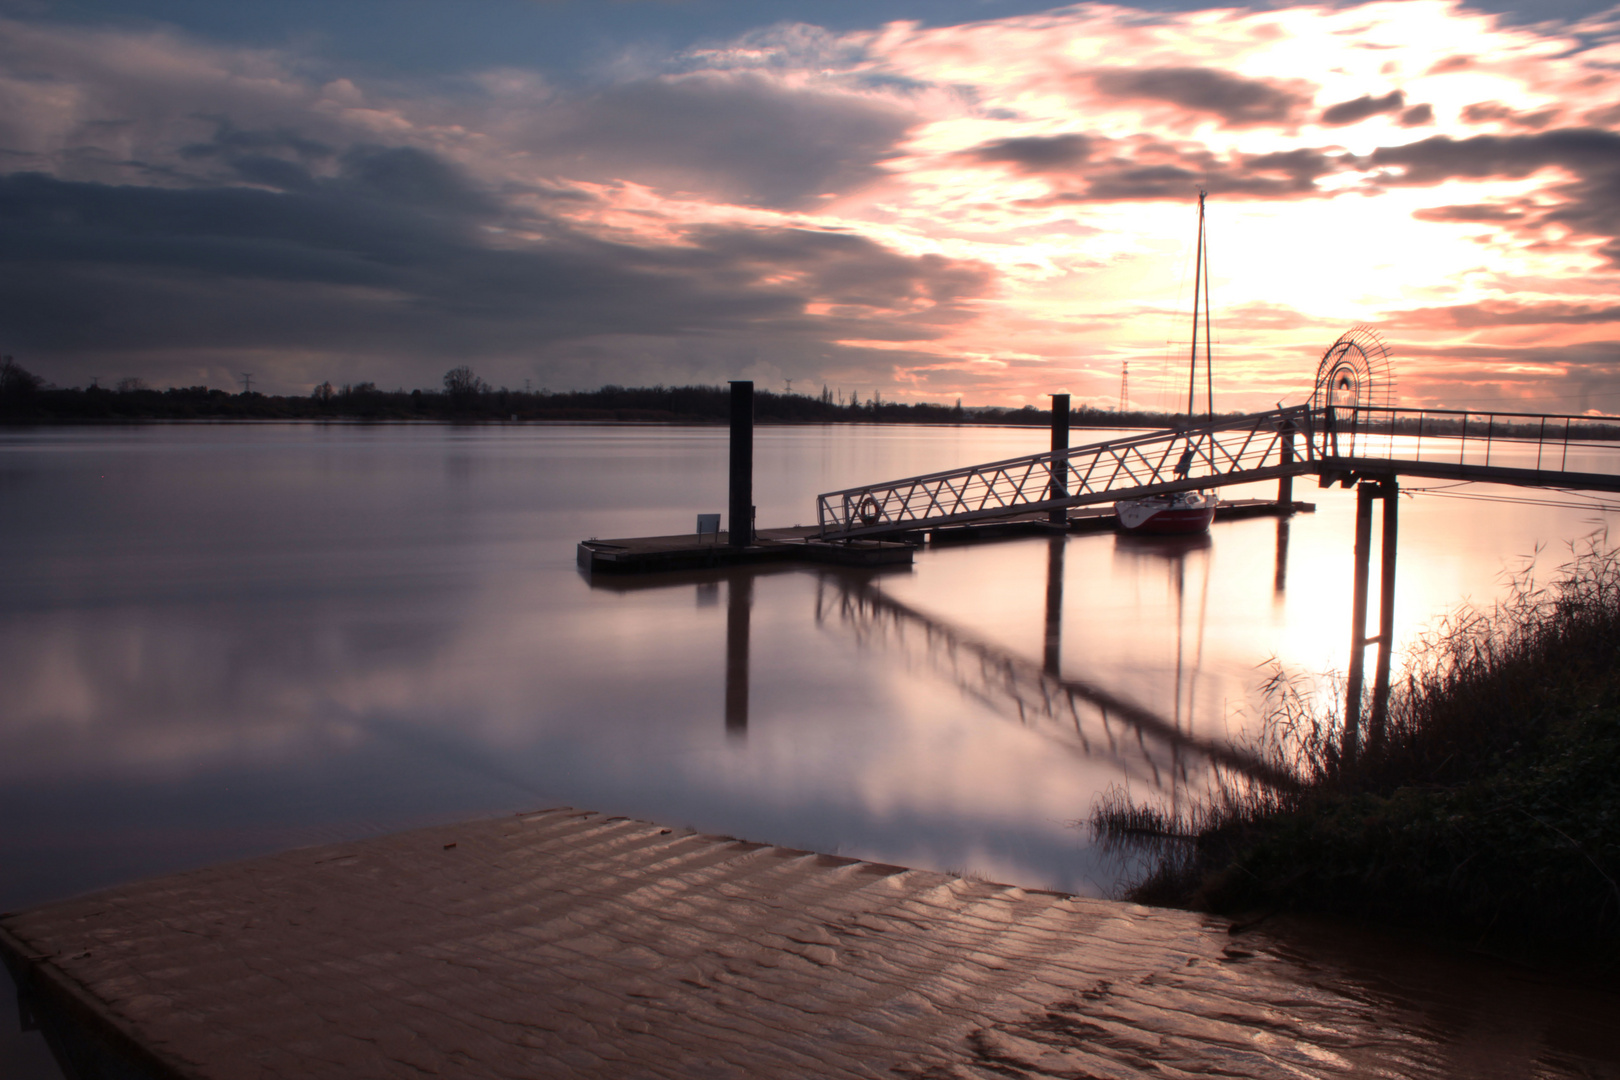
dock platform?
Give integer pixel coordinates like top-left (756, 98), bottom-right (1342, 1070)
top-left (580, 499), bottom-right (1311, 572)
top-left (5, 808), bottom-right (1616, 1079)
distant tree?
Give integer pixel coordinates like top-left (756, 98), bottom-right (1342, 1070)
top-left (0, 356), bottom-right (42, 398)
top-left (312, 381), bottom-right (335, 402)
top-left (116, 376), bottom-right (150, 393)
top-left (443, 365), bottom-right (488, 397)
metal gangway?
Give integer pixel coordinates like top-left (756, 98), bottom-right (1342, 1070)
top-left (817, 403), bottom-right (1620, 539)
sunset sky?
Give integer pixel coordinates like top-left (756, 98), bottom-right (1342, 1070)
top-left (3, 0), bottom-right (1619, 411)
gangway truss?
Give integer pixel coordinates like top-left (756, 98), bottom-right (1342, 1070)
top-left (817, 404), bottom-right (1620, 539)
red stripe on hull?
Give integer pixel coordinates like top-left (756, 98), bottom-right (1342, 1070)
top-left (1118, 505), bottom-right (1216, 535)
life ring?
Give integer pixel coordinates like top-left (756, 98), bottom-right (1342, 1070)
top-left (857, 495), bottom-right (881, 526)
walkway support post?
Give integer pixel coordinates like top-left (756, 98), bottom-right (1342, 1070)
top-left (1049, 394), bottom-right (1070, 526)
top-left (1344, 481), bottom-right (1375, 761)
top-left (1278, 422), bottom-right (1295, 506)
top-left (1369, 478), bottom-right (1399, 746)
top-left (729, 381), bottom-right (753, 548)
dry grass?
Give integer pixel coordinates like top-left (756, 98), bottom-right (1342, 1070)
top-left (1091, 537), bottom-right (1620, 950)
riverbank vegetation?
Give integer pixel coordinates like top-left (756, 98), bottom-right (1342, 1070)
top-left (0, 357), bottom-right (1211, 428)
top-left (1094, 542), bottom-right (1620, 960)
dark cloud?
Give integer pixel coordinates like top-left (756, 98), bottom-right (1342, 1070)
top-left (1411, 203), bottom-right (1527, 222)
top-left (962, 133), bottom-right (1092, 172)
top-left (1002, 139), bottom-right (1346, 201)
top-left (179, 120), bottom-right (333, 163)
top-left (1428, 55), bottom-right (1473, 74)
top-left (1371, 129), bottom-right (1620, 264)
top-left (1090, 67), bottom-right (1308, 127)
top-left (1398, 103), bottom-right (1433, 127)
top-left (1462, 101), bottom-right (1560, 129)
top-left (1320, 89), bottom-right (1405, 126)
top-left (1390, 339), bottom-right (1620, 411)
top-left (536, 72), bottom-right (913, 208)
top-left (0, 151), bottom-right (989, 391)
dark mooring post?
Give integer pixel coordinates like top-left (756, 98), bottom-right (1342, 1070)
top-left (1369, 478), bottom-right (1399, 746)
top-left (1043, 535), bottom-right (1065, 675)
top-left (729, 381), bottom-right (754, 548)
top-left (1277, 421), bottom-right (1295, 506)
top-left (1343, 480), bottom-right (1376, 760)
top-left (1049, 393), bottom-right (1070, 526)
top-left (725, 574), bottom-right (752, 738)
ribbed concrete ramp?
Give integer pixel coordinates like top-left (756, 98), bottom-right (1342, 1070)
top-left (3, 809), bottom-right (1615, 1079)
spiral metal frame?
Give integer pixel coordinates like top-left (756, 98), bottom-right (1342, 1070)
top-left (1312, 325), bottom-right (1395, 416)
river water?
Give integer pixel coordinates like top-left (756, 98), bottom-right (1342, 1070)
top-left (3, 421), bottom-right (1618, 1076)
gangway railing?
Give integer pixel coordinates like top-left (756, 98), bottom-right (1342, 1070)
top-left (817, 405), bottom-right (1312, 538)
top-left (816, 403), bottom-right (1620, 539)
top-left (1312, 405), bottom-right (1620, 492)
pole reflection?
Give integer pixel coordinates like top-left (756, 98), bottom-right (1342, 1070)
top-left (725, 574), bottom-right (752, 740)
top-left (813, 561), bottom-right (1288, 794)
top-left (1274, 517), bottom-right (1291, 600)
top-left (1043, 535), bottom-right (1065, 677)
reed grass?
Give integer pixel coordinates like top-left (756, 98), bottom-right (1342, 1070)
top-left (1093, 537), bottom-right (1620, 953)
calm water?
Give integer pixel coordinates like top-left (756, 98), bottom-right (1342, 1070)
top-left (4, 421), bottom-right (1616, 912)
top-left (4, 421), bottom-right (1619, 1077)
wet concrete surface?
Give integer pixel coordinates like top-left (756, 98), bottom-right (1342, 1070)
top-left (3, 808), bottom-right (1617, 1079)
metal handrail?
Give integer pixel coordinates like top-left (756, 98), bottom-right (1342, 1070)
top-left (814, 403), bottom-right (1620, 539)
top-left (817, 405), bottom-right (1312, 537)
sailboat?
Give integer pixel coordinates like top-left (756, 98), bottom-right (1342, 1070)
top-left (1114, 190), bottom-right (1220, 535)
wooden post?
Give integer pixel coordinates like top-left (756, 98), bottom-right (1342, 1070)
top-left (729, 381), bottom-right (753, 548)
top-left (725, 574), bottom-right (751, 738)
top-left (1049, 394), bottom-right (1070, 525)
top-left (1343, 481), bottom-right (1375, 760)
top-left (1043, 535), bottom-right (1065, 675)
top-left (1369, 478), bottom-right (1399, 746)
top-left (1278, 423), bottom-right (1295, 506)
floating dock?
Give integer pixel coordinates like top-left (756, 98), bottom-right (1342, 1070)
top-left (577, 527), bottom-right (915, 573)
top-left (578, 499), bottom-right (1311, 573)
top-left (4, 808), bottom-right (1617, 1079)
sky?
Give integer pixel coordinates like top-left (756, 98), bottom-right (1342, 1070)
top-left (2, 0), bottom-right (1619, 411)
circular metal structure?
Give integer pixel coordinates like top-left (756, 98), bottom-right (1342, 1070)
top-left (1312, 326), bottom-right (1395, 415)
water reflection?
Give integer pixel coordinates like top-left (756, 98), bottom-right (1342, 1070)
top-left (815, 567), bottom-right (1287, 792)
top-left (3, 423), bottom-right (1616, 917)
top-left (1274, 516), bottom-right (1291, 598)
top-left (1043, 535), bottom-right (1064, 676)
top-left (726, 575), bottom-right (751, 739)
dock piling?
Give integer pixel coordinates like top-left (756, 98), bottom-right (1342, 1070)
top-left (729, 381), bottom-right (753, 548)
top-left (1278, 422), bottom-right (1295, 506)
top-left (1049, 394), bottom-right (1070, 525)
top-left (1369, 478), bottom-right (1399, 745)
top-left (1344, 476), bottom-right (1399, 760)
top-left (1344, 481), bottom-right (1375, 759)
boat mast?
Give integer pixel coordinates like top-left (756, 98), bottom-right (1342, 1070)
top-left (1202, 193), bottom-right (1213, 421)
top-left (1186, 190), bottom-right (1204, 419)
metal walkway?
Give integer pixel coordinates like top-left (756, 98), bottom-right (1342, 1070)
top-left (817, 404), bottom-right (1620, 538)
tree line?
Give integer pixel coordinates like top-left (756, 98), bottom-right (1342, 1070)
top-left (0, 358), bottom-right (1200, 428)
